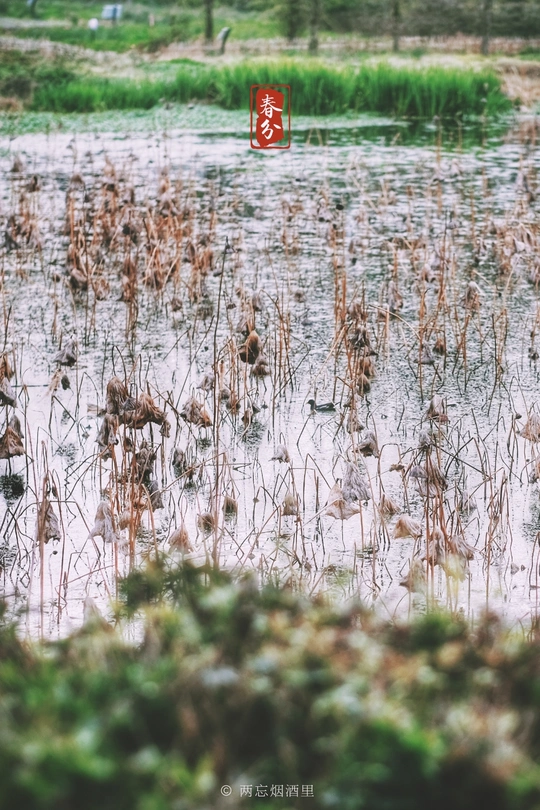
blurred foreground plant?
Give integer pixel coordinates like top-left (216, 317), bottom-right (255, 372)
top-left (1, 560), bottom-right (540, 809)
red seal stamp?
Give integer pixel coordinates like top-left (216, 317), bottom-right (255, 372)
top-left (250, 84), bottom-right (291, 150)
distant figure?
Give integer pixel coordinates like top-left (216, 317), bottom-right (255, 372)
top-left (102, 5), bottom-right (123, 22)
top-left (216, 26), bottom-right (231, 55)
top-left (148, 13), bottom-right (155, 27)
top-left (88, 17), bottom-right (99, 40)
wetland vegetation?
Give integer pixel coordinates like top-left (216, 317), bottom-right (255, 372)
top-left (0, 47), bottom-right (511, 116)
top-left (3, 559), bottom-right (540, 810)
top-left (2, 0), bottom-right (540, 806)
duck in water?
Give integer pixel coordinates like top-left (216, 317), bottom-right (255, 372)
top-left (307, 398), bottom-right (336, 414)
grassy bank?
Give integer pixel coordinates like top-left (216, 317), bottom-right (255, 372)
top-left (28, 60), bottom-right (511, 117)
top-left (1, 558), bottom-right (540, 809)
top-left (5, 21), bottom-right (195, 52)
top-left (0, 49), bottom-right (75, 107)
top-left (1, 10), bottom-right (280, 51)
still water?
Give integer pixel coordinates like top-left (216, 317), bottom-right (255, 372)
top-left (1, 109), bottom-right (540, 636)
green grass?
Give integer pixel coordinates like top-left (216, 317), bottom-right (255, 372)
top-left (1, 557), bottom-right (540, 810)
top-left (3, 21), bottom-right (196, 52)
top-left (29, 60), bottom-right (512, 118)
top-left (519, 47), bottom-right (540, 61)
top-left (0, 7), bottom-right (281, 51)
top-left (0, 49), bottom-right (75, 101)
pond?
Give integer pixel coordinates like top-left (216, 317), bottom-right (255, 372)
top-left (1, 106), bottom-right (540, 636)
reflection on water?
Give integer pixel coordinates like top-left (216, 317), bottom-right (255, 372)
top-left (1, 110), bottom-right (539, 636)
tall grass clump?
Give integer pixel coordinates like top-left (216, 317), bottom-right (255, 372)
top-left (213, 61), bottom-right (511, 117)
top-left (353, 63), bottom-right (511, 117)
top-left (32, 78), bottom-right (170, 112)
top-left (31, 66), bottom-right (217, 113)
top-left (213, 60), bottom-right (354, 114)
top-left (30, 60), bottom-right (511, 117)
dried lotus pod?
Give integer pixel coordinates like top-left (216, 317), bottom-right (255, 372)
top-left (97, 414), bottom-right (118, 451)
top-left (197, 511), bottom-right (216, 533)
top-left (409, 463), bottom-right (446, 497)
top-left (346, 408), bottom-right (363, 434)
top-left (357, 373), bottom-right (371, 396)
top-left (447, 533), bottom-right (476, 561)
top-left (197, 372), bottom-right (215, 392)
top-left (106, 377), bottom-right (129, 415)
top-left (358, 354), bottom-right (376, 379)
top-left (36, 497), bottom-right (61, 545)
top-left (172, 446), bottom-right (198, 482)
top-left (134, 441), bottom-right (157, 482)
top-left (172, 447), bottom-right (187, 471)
top-left (393, 515), bottom-right (422, 539)
top-left (282, 492), bottom-right (299, 516)
top-left (399, 559), bottom-right (426, 593)
top-left (358, 430), bottom-right (379, 458)
top-left (180, 396), bottom-right (212, 428)
top-left (378, 494), bottom-right (400, 518)
top-left (421, 528), bottom-right (446, 566)
top-left (522, 412), bottom-right (540, 442)
top-left (10, 156), bottom-right (25, 173)
top-left (8, 414), bottom-right (23, 437)
top-left (118, 510), bottom-right (132, 530)
top-left (325, 482), bottom-right (361, 520)
top-left (387, 280), bottom-right (403, 314)
top-left (457, 489), bottom-right (477, 514)
top-left (271, 444), bottom-right (290, 463)
top-left (433, 336), bottom-right (446, 355)
top-left (123, 392), bottom-right (167, 430)
top-left (0, 425), bottom-right (24, 459)
top-left (0, 377), bottom-right (17, 407)
top-left (347, 298), bottom-right (368, 322)
top-left (342, 462), bottom-right (370, 502)
top-left (69, 267), bottom-right (89, 291)
top-left (169, 522), bottom-right (192, 552)
top-left (462, 281), bottom-right (481, 311)
top-left (425, 394), bottom-right (448, 423)
top-left (238, 330), bottom-right (261, 365)
top-left (54, 339), bottom-right (78, 367)
top-left (223, 495), bottom-right (238, 516)
top-left (89, 500), bottom-right (120, 544)
top-left (146, 480), bottom-right (164, 511)
top-left (251, 355), bottom-right (270, 377)
top-left (442, 553), bottom-right (468, 581)
top-left (0, 354), bottom-right (14, 379)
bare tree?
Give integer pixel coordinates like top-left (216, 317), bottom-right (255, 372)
top-left (205, 0), bottom-right (214, 43)
top-left (481, 0), bottom-right (493, 55)
top-left (392, 0), bottom-right (401, 53)
top-left (308, 0), bottom-right (321, 53)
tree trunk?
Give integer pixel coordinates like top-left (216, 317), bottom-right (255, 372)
top-left (28, 0), bottom-right (39, 17)
top-left (308, 0), bottom-right (321, 53)
top-left (204, 0), bottom-right (214, 44)
top-left (481, 0), bottom-right (493, 55)
top-left (392, 0), bottom-right (400, 53)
